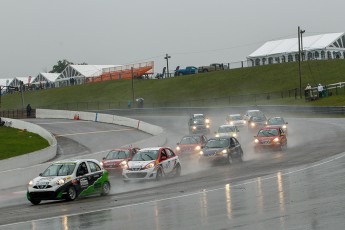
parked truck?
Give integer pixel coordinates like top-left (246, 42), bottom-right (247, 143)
top-left (198, 63), bottom-right (228, 73)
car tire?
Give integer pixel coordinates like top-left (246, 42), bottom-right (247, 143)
top-left (156, 169), bottom-right (163, 181)
top-left (174, 164), bottom-right (181, 177)
top-left (238, 148), bottom-right (244, 162)
top-left (66, 186), bottom-right (77, 201)
top-left (101, 182), bottom-right (111, 196)
top-left (227, 154), bottom-right (233, 165)
top-left (30, 199), bottom-right (41, 205)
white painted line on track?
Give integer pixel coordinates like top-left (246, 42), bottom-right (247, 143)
top-left (2, 151), bottom-right (345, 228)
top-left (55, 128), bottom-right (135, 137)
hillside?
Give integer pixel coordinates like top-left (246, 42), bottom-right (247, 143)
top-left (1, 59), bottom-right (345, 110)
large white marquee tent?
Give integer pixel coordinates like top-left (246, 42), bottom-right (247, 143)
top-left (247, 32), bottom-right (345, 66)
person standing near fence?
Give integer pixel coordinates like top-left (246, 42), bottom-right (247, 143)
top-left (317, 84), bottom-right (324, 98)
top-left (26, 104), bottom-right (32, 117)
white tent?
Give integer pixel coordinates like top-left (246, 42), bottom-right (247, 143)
top-left (55, 64), bottom-right (122, 87)
top-left (32, 73), bottom-right (60, 84)
top-left (247, 32), bottom-right (345, 66)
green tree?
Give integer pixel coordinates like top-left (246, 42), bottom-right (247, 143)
top-left (49, 59), bottom-right (74, 73)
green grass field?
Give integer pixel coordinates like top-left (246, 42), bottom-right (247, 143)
top-left (0, 126), bottom-right (49, 160)
top-left (1, 59), bottom-right (345, 110)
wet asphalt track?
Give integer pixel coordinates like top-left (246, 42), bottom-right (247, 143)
top-left (1, 112), bottom-right (345, 229)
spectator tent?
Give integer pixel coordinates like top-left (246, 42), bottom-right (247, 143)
top-left (0, 78), bottom-right (11, 94)
top-left (31, 73), bottom-right (60, 89)
top-left (247, 32), bottom-right (345, 66)
top-left (55, 64), bottom-right (121, 87)
top-left (8, 77), bottom-right (29, 88)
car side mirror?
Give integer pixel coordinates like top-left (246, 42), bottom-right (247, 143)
top-left (102, 157), bottom-right (106, 160)
top-left (254, 136), bottom-right (257, 138)
top-left (176, 143), bottom-right (179, 146)
top-left (39, 173), bottom-right (42, 176)
top-left (286, 122), bottom-right (288, 124)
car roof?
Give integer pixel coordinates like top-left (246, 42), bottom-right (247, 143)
top-left (229, 114), bottom-right (241, 116)
top-left (139, 147), bottom-right (162, 151)
top-left (54, 159), bottom-right (100, 164)
top-left (259, 126), bottom-right (280, 130)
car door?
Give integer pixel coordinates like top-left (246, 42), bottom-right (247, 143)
top-left (229, 137), bottom-right (242, 157)
top-left (76, 161), bottom-right (92, 194)
top-left (159, 148), bottom-right (173, 174)
top-left (166, 148), bottom-right (179, 173)
top-left (86, 161), bottom-right (104, 193)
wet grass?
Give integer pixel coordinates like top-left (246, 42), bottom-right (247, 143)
top-left (0, 126), bottom-right (49, 160)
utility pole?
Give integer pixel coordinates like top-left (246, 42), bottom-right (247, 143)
top-left (298, 26), bottom-right (302, 99)
top-left (164, 54), bottom-right (171, 78)
top-left (131, 67), bottom-right (134, 103)
top-left (300, 29), bottom-right (305, 61)
top-left (20, 81), bottom-right (25, 110)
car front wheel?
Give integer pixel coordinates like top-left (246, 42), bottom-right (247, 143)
top-left (156, 169), bottom-right (163, 181)
top-left (227, 154), bottom-right (233, 165)
top-left (66, 186), bottom-right (77, 201)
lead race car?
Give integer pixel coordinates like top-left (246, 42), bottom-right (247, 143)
top-left (27, 159), bottom-right (110, 205)
top-left (122, 147), bottom-right (181, 182)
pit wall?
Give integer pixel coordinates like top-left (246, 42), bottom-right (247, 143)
top-left (0, 117), bottom-right (58, 171)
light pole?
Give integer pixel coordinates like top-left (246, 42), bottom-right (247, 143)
top-left (298, 26), bottom-right (302, 99)
top-left (164, 54), bottom-right (171, 78)
top-left (131, 67), bottom-right (134, 104)
top-left (300, 29), bottom-right (305, 61)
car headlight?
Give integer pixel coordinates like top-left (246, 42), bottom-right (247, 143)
top-left (232, 133), bottom-right (237, 137)
top-left (199, 151), bottom-right (204, 155)
top-left (282, 125), bottom-right (287, 129)
top-left (243, 121), bottom-right (247, 124)
top-left (205, 119), bottom-right (210, 124)
top-left (254, 139), bottom-right (259, 143)
top-left (215, 133), bottom-right (220, 137)
top-left (193, 126), bottom-right (197, 130)
top-left (206, 124), bottom-right (210, 128)
top-left (273, 137), bottom-right (280, 142)
top-left (250, 123), bottom-right (256, 127)
top-left (56, 178), bottom-right (65, 185)
top-left (100, 161), bottom-right (104, 167)
top-left (145, 162), bottom-right (155, 169)
top-left (193, 121), bottom-right (197, 124)
top-left (28, 180), bottom-right (33, 187)
top-left (222, 149), bottom-right (227, 154)
top-left (176, 146), bottom-right (180, 151)
top-left (195, 145), bottom-right (201, 151)
top-left (120, 160), bottom-right (128, 169)
top-left (230, 121), bottom-right (234, 125)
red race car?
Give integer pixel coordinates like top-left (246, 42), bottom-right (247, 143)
top-left (254, 127), bottom-right (287, 152)
top-left (175, 134), bottom-right (208, 156)
top-left (101, 147), bottom-right (140, 175)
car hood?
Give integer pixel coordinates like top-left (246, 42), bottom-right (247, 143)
top-left (103, 159), bottom-right (124, 166)
top-left (202, 147), bottom-right (226, 156)
top-left (31, 176), bottom-right (71, 187)
top-left (128, 160), bottom-right (155, 168)
top-left (257, 136), bottom-right (277, 141)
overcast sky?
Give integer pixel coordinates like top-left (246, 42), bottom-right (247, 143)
top-left (0, 0), bottom-right (344, 80)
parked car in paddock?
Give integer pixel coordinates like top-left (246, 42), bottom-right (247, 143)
top-left (175, 134), bottom-right (208, 156)
top-left (266, 117), bottom-right (288, 134)
top-left (254, 127), bottom-right (287, 152)
top-left (122, 147), bottom-right (181, 182)
top-left (215, 124), bottom-right (240, 139)
top-left (101, 147), bottom-right (140, 175)
top-left (27, 159), bottom-right (110, 205)
top-left (199, 137), bottom-right (244, 164)
top-left (226, 114), bottom-right (247, 128)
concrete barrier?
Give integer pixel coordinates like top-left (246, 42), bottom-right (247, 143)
top-left (0, 118), bottom-right (57, 171)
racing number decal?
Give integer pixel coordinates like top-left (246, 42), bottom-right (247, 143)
top-left (80, 178), bottom-right (88, 188)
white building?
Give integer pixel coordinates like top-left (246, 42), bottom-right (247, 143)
top-left (247, 32), bottom-right (345, 66)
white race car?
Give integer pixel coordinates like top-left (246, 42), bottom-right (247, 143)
top-left (27, 159), bottom-right (110, 205)
top-left (122, 147), bottom-right (181, 182)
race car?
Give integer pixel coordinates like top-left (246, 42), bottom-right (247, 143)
top-left (242, 109), bottom-right (266, 121)
top-left (190, 113), bottom-right (210, 125)
top-left (27, 159), bottom-right (110, 205)
top-left (199, 137), bottom-right (244, 164)
top-left (101, 147), bottom-right (140, 175)
top-left (175, 134), bottom-right (208, 156)
top-left (226, 114), bottom-right (247, 128)
top-left (215, 125), bottom-right (240, 138)
top-left (188, 118), bottom-right (210, 134)
top-left (122, 147), bottom-right (181, 182)
top-left (266, 117), bottom-right (288, 134)
top-left (254, 127), bottom-right (287, 152)
top-left (247, 115), bottom-right (267, 132)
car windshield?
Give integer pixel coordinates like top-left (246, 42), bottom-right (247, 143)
top-left (180, 136), bottom-right (200, 144)
top-left (249, 111), bottom-right (264, 117)
top-left (257, 129), bottom-right (279, 137)
top-left (41, 163), bottom-right (76, 176)
top-left (193, 114), bottom-right (204, 119)
top-left (132, 150), bottom-right (158, 161)
top-left (268, 118), bottom-right (285, 125)
top-left (205, 139), bottom-right (229, 148)
top-left (230, 115), bottom-right (242, 120)
top-left (105, 150), bottom-right (130, 159)
top-left (218, 126), bottom-right (237, 133)
top-left (251, 116), bottom-right (265, 122)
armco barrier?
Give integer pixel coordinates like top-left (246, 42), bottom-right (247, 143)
top-left (0, 118), bottom-right (57, 171)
